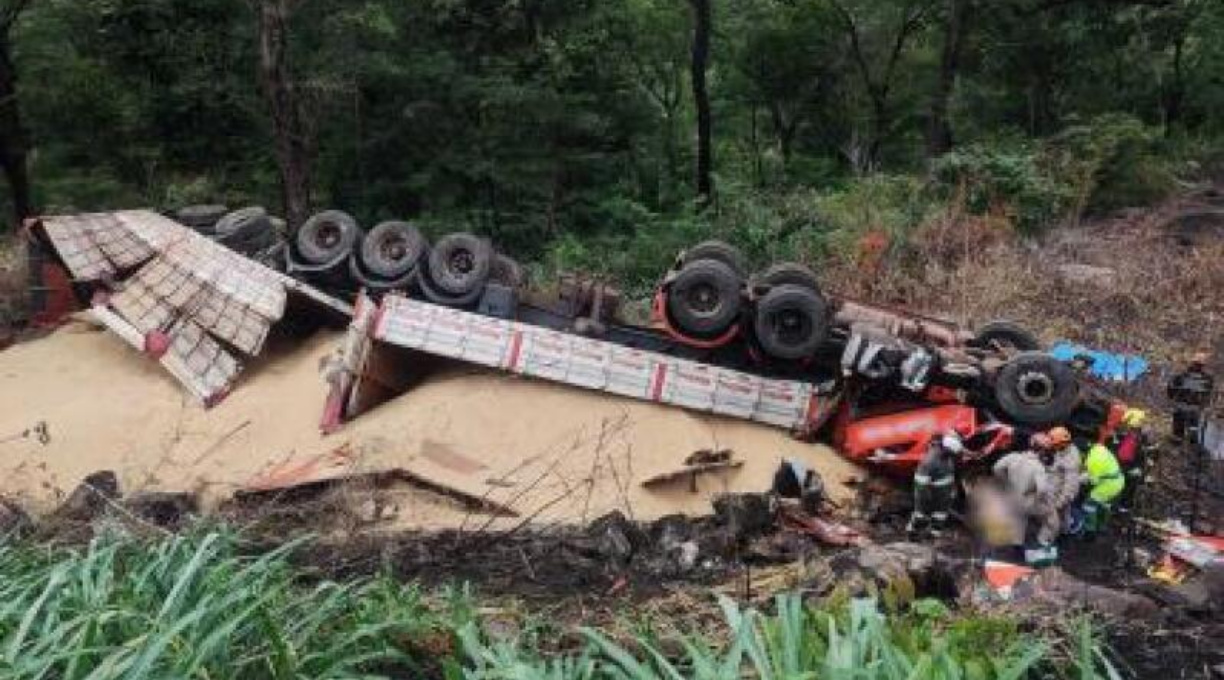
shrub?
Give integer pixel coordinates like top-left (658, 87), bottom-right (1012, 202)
top-left (1051, 113), bottom-right (1176, 214)
top-left (935, 115), bottom-right (1176, 233)
top-left (933, 141), bottom-right (1072, 234)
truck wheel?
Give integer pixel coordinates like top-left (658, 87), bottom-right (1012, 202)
top-left (418, 267), bottom-right (485, 307)
top-left (993, 352), bottom-right (1079, 426)
top-left (757, 262), bottom-right (821, 293)
top-left (297, 210), bottom-right (362, 265)
top-left (667, 259), bottom-right (743, 337)
top-left (682, 240), bottom-right (747, 278)
top-left (489, 253), bottom-right (526, 288)
top-left (361, 221), bottom-right (427, 280)
top-left (971, 320), bottom-right (1041, 352)
top-left (753, 284), bottom-right (829, 361)
top-left (427, 232), bottom-right (492, 295)
top-left (175, 204), bottom-right (228, 233)
top-left (215, 207), bottom-right (271, 244)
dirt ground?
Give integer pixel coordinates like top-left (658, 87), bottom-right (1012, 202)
top-left (0, 318), bottom-right (860, 529)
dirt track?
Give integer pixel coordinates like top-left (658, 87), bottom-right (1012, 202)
top-left (0, 319), bottom-right (860, 528)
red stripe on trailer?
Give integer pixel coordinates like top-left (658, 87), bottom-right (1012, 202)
top-left (506, 330), bottom-right (524, 371)
top-left (320, 382), bottom-right (346, 434)
top-left (650, 363), bottom-right (668, 401)
top-left (371, 300), bottom-right (389, 338)
top-left (804, 392), bottom-right (823, 428)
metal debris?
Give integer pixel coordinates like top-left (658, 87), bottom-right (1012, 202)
top-left (37, 210), bottom-right (352, 404)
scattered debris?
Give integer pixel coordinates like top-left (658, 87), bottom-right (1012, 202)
top-left (778, 505), bottom-right (867, 547)
top-left (0, 497), bottom-right (32, 536)
top-left (53, 470), bottom-right (120, 522)
top-left (640, 449), bottom-right (743, 491)
top-left (0, 420), bottom-right (49, 446)
top-left (587, 510), bottom-right (647, 569)
top-left (1050, 342), bottom-right (1149, 381)
top-left (805, 542), bottom-right (956, 603)
top-left (35, 211), bottom-right (351, 404)
top-left (123, 492), bottom-right (199, 529)
top-left (772, 459), bottom-right (827, 514)
top-left (712, 493), bottom-right (778, 541)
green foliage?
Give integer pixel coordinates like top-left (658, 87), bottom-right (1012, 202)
top-left (3, 0), bottom-right (1222, 245)
top-left (456, 593), bottom-right (1121, 680)
top-left (0, 531), bottom-right (1127, 680)
top-left (0, 530), bottom-right (442, 679)
top-left (935, 114), bottom-right (1177, 232)
top-left (934, 140), bottom-right (1071, 233)
top-left (1050, 114), bottom-right (1177, 214)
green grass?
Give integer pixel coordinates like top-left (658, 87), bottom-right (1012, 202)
top-left (0, 529), bottom-right (1123, 679)
top-left (0, 529), bottom-right (449, 679)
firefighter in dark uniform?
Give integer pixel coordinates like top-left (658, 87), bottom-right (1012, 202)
top-left (1167, 352), bottom-right (1215, 443)
top-left (907, 432), bottom-right (962, 538)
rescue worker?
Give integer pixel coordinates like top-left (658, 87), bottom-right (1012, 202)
top-left (1078, 442), bottom-right (1125, 536)
top-left (1110, 409), bottom-right (1149, 509)
top-left (1167, 352), bottom-right (1215, 443)
top-left (1037, 427), bottom-right (1082, 546)
top-left (906, 432), bottom-right (962, 538)
top-left (992, 449), bottom-right (1052, 564)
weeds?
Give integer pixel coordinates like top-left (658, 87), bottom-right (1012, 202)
top-left (0, 530), bottom-right (1123, 679)
top-left (0, 529), bottom-right (443, 679)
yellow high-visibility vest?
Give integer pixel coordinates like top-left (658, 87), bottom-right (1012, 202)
top-left (1084, 444), bottom-right (1122, 484)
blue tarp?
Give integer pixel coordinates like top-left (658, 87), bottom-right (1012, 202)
top-left (1050, 342), bottom-right (1149, 382)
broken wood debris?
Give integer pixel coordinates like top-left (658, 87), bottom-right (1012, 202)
top-left (36, 210), bottom-right (352, 405)
top-left (641, 448), bottom-right (743, 491)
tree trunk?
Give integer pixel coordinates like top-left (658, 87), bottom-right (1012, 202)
top-left (688, 0), bottom-right (713, 204)
top-left (927, 0), bottom-right (971, 157)
top-left (0, 33), bottom-right (32, 229)
top-left (867, 95), bottom-right (889, 172)
top-left (257, 0), bottom-right (313, 229)
top-left (1162, 33), bottom-right (1186, 136)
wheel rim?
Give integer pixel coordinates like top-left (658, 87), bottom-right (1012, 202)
top-left (770, 307), bottom-right (811, 347)
top-left (317, 223), bottom-right (342, 249)
top-left (685, 282), bottom-right (722, 318)
top-left (449, 249), bottom-right (475, 276)
top-left (380, 235), bottom-right (407, 261)
top-left (1016, 371), bottom-right (1055, 405)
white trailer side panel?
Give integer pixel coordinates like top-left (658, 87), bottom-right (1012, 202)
top-left (372, 295), bottom-right (838, 433)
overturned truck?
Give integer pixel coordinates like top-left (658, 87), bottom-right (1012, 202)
top-left (28, 208), bottom-right (1106, 476)
top-left (319, 233), bottom-right (1100, 468)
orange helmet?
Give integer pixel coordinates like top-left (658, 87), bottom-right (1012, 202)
top-left (1047, 427), bottom-right (1072, 446)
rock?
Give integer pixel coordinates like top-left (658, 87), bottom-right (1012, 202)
top-left (748, 530), bottom-right (814, 562)
top-left (1055, 263), bottom-right (1118, 287)
top-left (998, 567), bottom-right (1160, 619)
top-left (675, 541), bottom-right (699, 571)
top-left (1028, 567), bottom-right (1150, 621)
top-left (853, 475), bottom-right (910, 522)
top-left (587, 511), bottom-right (646, 567)
top-left (806, 542), bottom-right (962, 603)
top-left (1166, 563), bottom-right (1224, 613)
top-left (712, 493), bottom-right (778, 540)
top-left (55, 471), bottom-right (120, 521)
top-left (0, 497), bottom-right (32, 536)
top-left (1167, 208), bottom-right (1224, 247)
top-left (650, 514), bottom-right (694, 548)
top-left (124, 492), bottom-right (199, 528)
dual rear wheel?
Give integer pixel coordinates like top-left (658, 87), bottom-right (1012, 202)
top-left (664, 241), bottom-right (830, 360)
